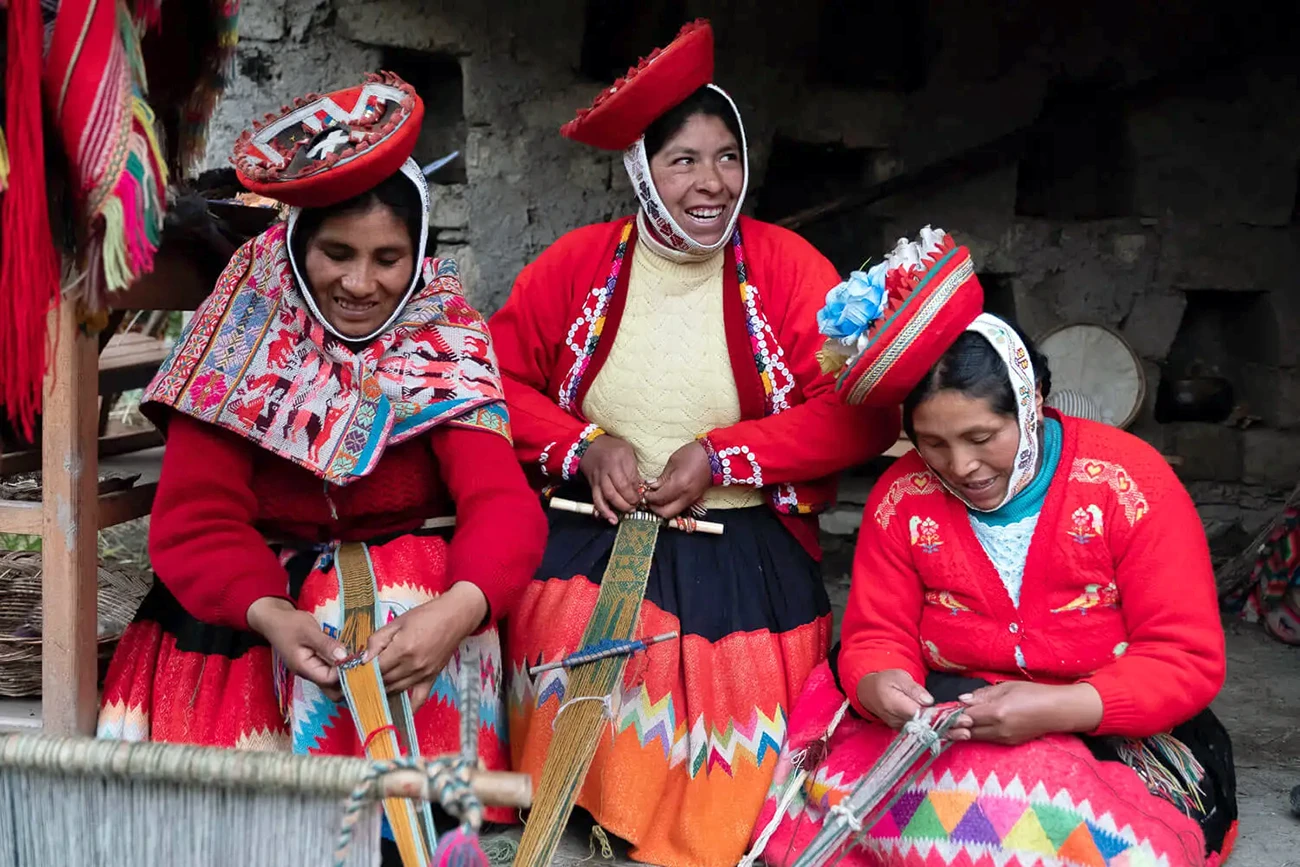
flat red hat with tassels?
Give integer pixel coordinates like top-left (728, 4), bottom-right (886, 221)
top-left (817, 228), bottom-right (985, 407)
top-left (561, 19), bottom-right (714, 150)
top-left (232, 71), bottom-right (423, 208)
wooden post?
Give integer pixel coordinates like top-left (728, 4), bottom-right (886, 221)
top-left (40, 303), bottom-right (101, 735)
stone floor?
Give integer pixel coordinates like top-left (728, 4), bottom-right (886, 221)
top-left (491, 621), bottom-right (1300, 866)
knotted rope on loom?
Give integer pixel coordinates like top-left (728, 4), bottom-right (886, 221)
top-left (736, 704), bottom-right (965, 867)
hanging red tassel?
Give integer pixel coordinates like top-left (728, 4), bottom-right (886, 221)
top-left (0, 0), bottom-right (63, 440)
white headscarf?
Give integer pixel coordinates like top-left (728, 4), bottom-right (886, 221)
top-left (932, 313), bottom-right (1042, 513)
top-left (621, 84), bottom-right (749, 261)
top-left (285, 157), bottom-right (431, 343)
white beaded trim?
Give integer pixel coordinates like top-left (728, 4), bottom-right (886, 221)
top-left (718, 444), bottom-right (762, 487)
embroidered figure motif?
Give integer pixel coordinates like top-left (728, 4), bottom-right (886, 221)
top-left (1052, 582), bottom-right (1120, 614)
top-left (875, 472), bottom-right (943, 530)
top-left (924, 590), bottom-right (972, 615)
top-left (923, 640), bottom-right (963, 670)
top-left (909, 516), bottom-right (944, 554)
top-left (1070, 459), bottom-right (1149, 525)
top-left (1069, 504), bottom-right (1105, 544)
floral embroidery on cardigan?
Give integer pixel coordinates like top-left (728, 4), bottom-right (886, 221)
top-left (909, 516), bottom-right (944, 553)
top-left (874, 471), bottom-right (943, 530)
top-left (1069, 459), bottom-right (1149, 525)
top-left (1069, 504), bottom-right (1105, 543)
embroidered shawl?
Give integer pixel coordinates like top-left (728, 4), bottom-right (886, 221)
top-left (143, 221), bottom-right (510, 485)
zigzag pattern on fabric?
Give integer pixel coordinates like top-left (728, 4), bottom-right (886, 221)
top-left (781, 768), bottom-right (1176, 867)
top-left (511, 663), bottom-right (787, 778)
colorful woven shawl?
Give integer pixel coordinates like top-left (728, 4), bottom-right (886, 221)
top-left (143, 221), bottom-right (511, 484)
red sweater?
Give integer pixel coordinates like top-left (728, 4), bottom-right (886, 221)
top-left (488, 216), bottom-right (900, 558)
top-left (148, 413), bottom-right (548, 631)
top-left (840, 415), bottom-right (1225, 738)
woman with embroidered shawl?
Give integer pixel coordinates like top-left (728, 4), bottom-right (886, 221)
top-left (96, 74), bottom-right (546, 834)
top-left (747, 229), bottom-right (1237, 867)
top-left (488, 21), bottom-right (899, 867)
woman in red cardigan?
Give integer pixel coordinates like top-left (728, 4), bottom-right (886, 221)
top-left (489, 21), bottom-right (898, 867)
top-left (95, 75), bottom-right (546, 854)
top-left (749, 229), bottom-right (1236, 867)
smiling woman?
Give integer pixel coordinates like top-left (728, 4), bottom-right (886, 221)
top-left (751, 229), bottom-right (1238, 867)
top-left (291, 172), bottom-right (423, 340)
top-left (488, 19), bottom-right (900, 867)
top-left (93, 72), bottom-right (546, 867)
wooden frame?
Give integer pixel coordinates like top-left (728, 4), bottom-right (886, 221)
top-left (0, 243), bottom-right (214, 735)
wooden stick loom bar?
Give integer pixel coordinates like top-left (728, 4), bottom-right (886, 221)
top-left (548, 497), bottom-right (725, 535)
top-left (0, 734), bottom-right (531, 806)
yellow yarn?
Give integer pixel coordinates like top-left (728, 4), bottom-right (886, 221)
top-left (0, 126), bottom-right (9, 192)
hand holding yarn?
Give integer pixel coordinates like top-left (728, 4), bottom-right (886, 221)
top-left (579, 434), bottom-right (644, 523)
top-left (361, 582), bottom-right (489, 711)
top-left (644, 441), bottom-right (712, 520)
top-left (856, 669), bottom-right (935, 729)
top-left (960, 681), bottom-right (1103, 745)
top-left (246, 596), bottom-right (347, 701)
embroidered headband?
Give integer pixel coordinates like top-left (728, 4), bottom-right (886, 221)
top-left (955, 313), bottom-right (1040, 511)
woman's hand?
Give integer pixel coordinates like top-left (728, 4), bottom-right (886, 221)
top-left (579, 435), bottom-right (643, 523)
top-left (856, 669), bottom-right (935, 729)
top-left (960, 681), bottom-right (1104, 745)
top-left (246, 597), bottom-right (347, 701)
top-left (644, 441), bottom-right (712, 519)
top-left (361, 582), bottom-right (489, 711)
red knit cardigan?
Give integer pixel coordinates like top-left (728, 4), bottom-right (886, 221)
top-left (488, 216), bottom-right (900, 558)
top-left (839, 412), bottom-right (1226, 738)
top-left (148, 413), bottom-right (548, 632)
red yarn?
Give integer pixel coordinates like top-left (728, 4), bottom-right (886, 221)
top-left (0, 0), bottom-right (63, 440)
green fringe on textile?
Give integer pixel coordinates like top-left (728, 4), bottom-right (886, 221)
top-left (479, 834), bottom-right (520, 867)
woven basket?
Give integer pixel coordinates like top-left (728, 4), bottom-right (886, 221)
top-left (0, 552), bottom-right (152, 698)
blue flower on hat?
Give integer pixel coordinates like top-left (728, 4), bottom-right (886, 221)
top-left (816, 261), bottom-right (889, 343)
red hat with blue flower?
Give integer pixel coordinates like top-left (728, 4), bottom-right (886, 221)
top-left (816, 227), bottom-right (985, 407)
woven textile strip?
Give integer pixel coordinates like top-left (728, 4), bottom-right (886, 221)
top-left (335, 542), bottom-right (440, 866)
top-left (514, 514), bottom-right (662, 867)
top-left (793, 706), bottom-right (966, 867)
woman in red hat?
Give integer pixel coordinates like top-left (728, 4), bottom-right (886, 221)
top-left (96, 73), bottom-right (546, 838)
top-left (746, 229), bottom-right (1236, 867)
top-left (489, 20), bottom-right (900, 867)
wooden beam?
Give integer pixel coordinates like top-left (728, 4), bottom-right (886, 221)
top-left (98, 482), bottom-right (158, 530)
top-left (0, 429), bottom-right (163, 477)
top-left (0, 499), bottom-right (41, 535)
top-left (40, 303), bottom-right (101, 737)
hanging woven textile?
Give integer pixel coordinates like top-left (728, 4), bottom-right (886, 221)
top-left (42, 0), bottom-right (170, 327)
top-left (0, 0), bottom-right (64, 441)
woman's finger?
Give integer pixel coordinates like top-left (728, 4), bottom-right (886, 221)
top-left (590, 484), bottom-right (617, 524)
top-left (602, 477), bottom-right (636, 515)
top-left (362, 621), bottom-right (401, 664)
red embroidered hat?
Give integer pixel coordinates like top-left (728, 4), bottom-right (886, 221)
top-left (232, 71), bottom-right (423, 208)
top-left (817, 228), bottom-right (985, 407)
top-left (560, 19), bottom-right (715, 150)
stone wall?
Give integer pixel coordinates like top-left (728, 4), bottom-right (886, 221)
top-left (207, 0), bottom-right (1300, 566)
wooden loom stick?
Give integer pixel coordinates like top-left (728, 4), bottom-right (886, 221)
top-left (335, 543), bottom-right (437, 867)
top-left (0, 733), bottom-right (531, 805)
top-left (514, 515), bottom-right (663, 867)
top-left (549, 497), bottom-right (725, 535)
